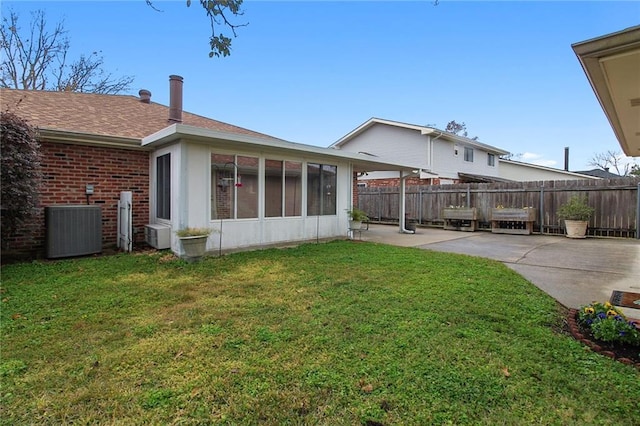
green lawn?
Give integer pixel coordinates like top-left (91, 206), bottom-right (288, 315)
top-left (1, 241), bottom-right (638, 425)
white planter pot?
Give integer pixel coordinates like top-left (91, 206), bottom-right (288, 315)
top-left (349, 220), bottom-right (362, 230)
top-left (179, 235), bottom-right (209, 261)
top-left (564, 220), bottom-right (588, 239)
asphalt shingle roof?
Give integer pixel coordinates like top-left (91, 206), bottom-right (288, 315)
top-left (573, 168), bottom-right (623, 178)
top-left (0, 88), bottom-right (276, 141)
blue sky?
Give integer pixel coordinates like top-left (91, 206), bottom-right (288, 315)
top-left (2, 1), bottom-right (639, 171)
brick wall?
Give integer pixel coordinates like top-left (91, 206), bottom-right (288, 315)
top-left (5, 141), bottom-right (149, 257)
top-left (359, 177), bottom-right (456, 187)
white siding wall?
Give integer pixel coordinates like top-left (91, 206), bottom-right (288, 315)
top-left (339, 124), bottom-right (500, 181)
top-left (498, 160), bottom-right (599, 181)
top-left (431, 139), bottom-right (500, 179)
top-left (154, 140), bottom-right (355, 255)
top-left (338, 124), bottom-right (427, 170)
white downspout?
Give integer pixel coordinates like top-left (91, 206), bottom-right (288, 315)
top-left (427, 132), bottom-right (443, 173)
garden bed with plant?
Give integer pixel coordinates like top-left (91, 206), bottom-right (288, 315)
top-left (566, 302), bottom-right (640, 367)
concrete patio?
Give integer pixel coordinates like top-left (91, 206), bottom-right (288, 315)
top-left (358, 224), bottom-right (640, 318)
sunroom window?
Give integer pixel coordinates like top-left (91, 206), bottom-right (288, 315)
top-left (307, 163), bottom-right (336, 216)
top-left (211, 153), bottom-right (259, 219)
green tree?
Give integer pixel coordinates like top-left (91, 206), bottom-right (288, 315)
top-left (0, 9), bottom-right (133, 93)
top-left (444, 120), bottom-right (479, 141)
top-left (147, 0), bottom-right (247, 58)
top-left (0, 111), bottom-right (42, 248)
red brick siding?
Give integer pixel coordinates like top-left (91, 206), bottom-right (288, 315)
top-left (352, 173), bottom-right (359, 206)
top-left (5, 141), bottom-right (149, 257)
top-left (360, 177), bottom-right (460, 187)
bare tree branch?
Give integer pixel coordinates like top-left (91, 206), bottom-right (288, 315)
top-left (588, 150), bottom-right (633, 176)
top-left (1, 9), bottom-right (133, 94)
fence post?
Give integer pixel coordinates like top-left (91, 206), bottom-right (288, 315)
top-left (636, 182), bottom-right (640, 239)
top-left (539, 183), bottom-right (544, 234)
top-left (419, 190), bottom-right (423, 224)
top-left (378, 188), bottom-right (382, 222)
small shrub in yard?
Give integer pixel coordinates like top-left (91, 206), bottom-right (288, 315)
top-left (578, 301), bottom-right (640, 346)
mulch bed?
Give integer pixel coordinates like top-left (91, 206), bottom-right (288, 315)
top-left (565, 308), bottom-right (640, 369)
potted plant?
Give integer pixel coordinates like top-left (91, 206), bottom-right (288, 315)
top-left (557, 195), bottom-right (595, 239)
top-left (346, 207), bottom-right (369, 230)
top-left (176, 227), bottom-right (214, 261)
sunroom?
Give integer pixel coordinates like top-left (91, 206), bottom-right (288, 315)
top-left (142, 124), bottom-right (420, 256)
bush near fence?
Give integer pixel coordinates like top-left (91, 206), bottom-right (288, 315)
top-left (358, 177), bottom-right (640, 238)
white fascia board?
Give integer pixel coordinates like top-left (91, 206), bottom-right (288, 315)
top-left (572, 25), bottom-right (640, 156)
top-left (331, 117), bottom-right (509, 155)
top-left (367, 118), bottom-right (509, 155)
top-left (432, 131), bottom-right (510, 155)
top-left (142, 124), bottom-right (420, 172)
top-left (330, 117), bottom-right (428, 149)
top-left (39, 128), bottom-right (147, 150)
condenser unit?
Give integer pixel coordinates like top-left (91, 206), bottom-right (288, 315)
top-left (45, 205), bottom-right (102, 258)
top-left (145, 224), bottom-right (171, 249)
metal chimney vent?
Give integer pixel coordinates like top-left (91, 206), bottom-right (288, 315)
top-left (139, 89), bottom-right (152, 103)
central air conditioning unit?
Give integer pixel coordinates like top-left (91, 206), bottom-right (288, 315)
top-left (46, 205), bottom-right (102, 259)
top-left (145, 224), bottom-right (171, 249)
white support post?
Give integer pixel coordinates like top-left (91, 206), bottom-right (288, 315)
top-left (399, 171), bottom-right (415, 234)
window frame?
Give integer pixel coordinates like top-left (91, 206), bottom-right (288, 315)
top-left (156, 153), bottom-right (171, 220)
top-left (464, 147), bottom-right (474, 162)
top-left (210, 153), bottom-right (259, 220)
top-left (306, 162), bottom-right (337, 216)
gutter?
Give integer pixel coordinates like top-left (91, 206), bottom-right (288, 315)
top-left (39, 128), bottom-right (148, 150)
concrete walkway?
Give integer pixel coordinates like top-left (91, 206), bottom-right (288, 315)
top-left (360, 224), bottom-right (640, 317)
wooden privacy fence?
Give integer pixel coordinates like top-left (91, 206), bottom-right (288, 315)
top-left (358, 177), bottom-right (640, 238)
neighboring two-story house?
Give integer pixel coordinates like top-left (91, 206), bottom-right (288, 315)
top-left (330, 118), bottom-right (509, 186)
top-left (330, 117), bottom-right (598, 185)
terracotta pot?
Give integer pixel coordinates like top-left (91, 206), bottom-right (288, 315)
top-left (564, 220), bottom-right (588, 239)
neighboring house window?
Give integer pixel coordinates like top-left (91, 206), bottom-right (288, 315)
top-left (464, 147), bottom-right (474, 162)
top-left (487, 153), bottom-right (495, 167)
top-left (156, 153), bottom-right (171, 220)
top-left (211, 153), bottom-right (259, 219)
top-left (265, 160), bottom-right (303, 217)
top-left (307, 163), bottom-right (337, 216)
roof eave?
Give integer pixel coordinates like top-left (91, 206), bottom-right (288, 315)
top-left (38, 128), bottom-right (147, 150)
top-left (331, 117), bottom-right (509, 155)
top-left (428, 130), bottom-right (510, 155)
top-left (572, 25), bottom-right (640, 156)
top-left (143, 124), bottom-right (420, 172)
top-left (499, 158), bottom-right (601, 179)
